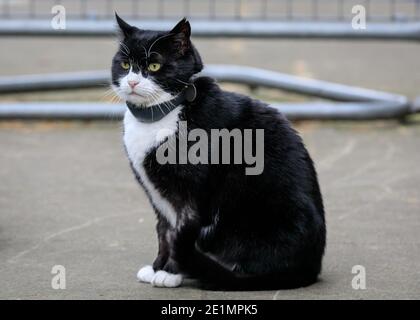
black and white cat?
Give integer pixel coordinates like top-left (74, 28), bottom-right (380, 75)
top-left (111, 14), bottom-right (326, 290)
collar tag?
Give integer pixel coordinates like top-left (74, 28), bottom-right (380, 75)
top-left (185, 84), bottom-right (197, 102)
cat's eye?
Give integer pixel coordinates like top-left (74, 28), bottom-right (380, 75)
top-left (148, 63), bottom-right (161, 72)
top-left (120, 61), bottom-right (130, 70)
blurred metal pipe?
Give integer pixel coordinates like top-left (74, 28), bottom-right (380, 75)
top-left (270, 101), bottom-right (411, 120)
top-left (0, 65), bottom-right (412, 120)
top-left (203, 65), bottom-right (408, 103)
top-left (412, 96), bottom-right (420, 113)
top-left (0, 71), bottom-right (109, 93)
top-left (0, 65), bottom-right (409, 105)
top-left (0, 20), bottom-right (419, 40)
top-left (0, 102), bottom-right (124, 119)
top-left (0, 101), bottom-right (411, 120)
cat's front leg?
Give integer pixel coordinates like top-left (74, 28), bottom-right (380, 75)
top-left (150, 211), bottom-right (201, 288)
top-left (137, 216), bottom-right (170, 284)
top-left (151, 259), bottom-right (183, 288)
top-left (153, 217), bottom-right (172, 270)
top-left (150, 228), bottom-right (184, 288)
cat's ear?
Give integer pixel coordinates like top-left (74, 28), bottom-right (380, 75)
top-left (170, 18), bottom-right (191, 54)
top-left (171, 18), bottom-right (191, 38)
top-left (115, 13), bottom-right (134, 38)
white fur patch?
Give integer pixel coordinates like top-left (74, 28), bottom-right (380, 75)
top-left (151, 270), bottom-right (183, 288)
top-left (137, 265), bottom-right (155, 283)
top-left (123, 108), bottom-right (181, 227)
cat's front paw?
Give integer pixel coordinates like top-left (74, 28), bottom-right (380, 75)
top-left (151, 270), bottom-right (183, 288)
top-left (137, 265), bottom-right (155, 283)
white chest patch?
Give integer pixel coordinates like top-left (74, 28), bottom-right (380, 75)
top-left (123, 107), bottom-right (182, 228)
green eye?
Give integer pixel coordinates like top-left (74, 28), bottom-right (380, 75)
top-left (121, 61), bottom-right (130, 70)
top-left (148, 63), bottom-right (161, 72)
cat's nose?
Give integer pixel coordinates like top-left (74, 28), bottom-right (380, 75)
top-left (128, 80), bottom-right (139, 89)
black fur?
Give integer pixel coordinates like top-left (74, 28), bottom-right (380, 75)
top-left (112, 15), bottom-right (326, 290)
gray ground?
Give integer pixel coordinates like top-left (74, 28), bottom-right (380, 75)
top-left (0, 119), bottom-right (419, 299)
top-left (0, 27), bottom-right (420, 299)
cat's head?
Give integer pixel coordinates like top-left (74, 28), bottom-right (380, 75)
top-left (111, 14), bottom-right (203, 106)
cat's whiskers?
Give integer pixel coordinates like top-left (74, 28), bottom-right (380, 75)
top-left (145, 91), bottom-right (178, 154)
top-left (155, 103), bottom-right (166, 116)
top-left (150, 91), bottom-right (163, 113)
top-left (175, 78), bottom-right (190, 86)
top-left (148, 91), bottom-right (166, 115)
top-left (148, 51), bottom-right (160, 57)
top-left (140, 45), bottom-right (148, 64)
top-left (112, 94), bottom-right (122, 103)
top-left (161, 99), bottom-right (176, 113)
top-left (138, 88), bottom-right (160, 107)
top-left (147, 89), bottom-right (176, 113)
top-left (147, 33), bottom-right (174, 58)
top-left (147, 91), bottom-right (170, 116)
top-left (103, 87), bottom-right (122, 103)
top-left (119, 41), bottom-right (130, 57)
top-left (102, 90), bottom-right (114, 99)
top-left (103, 87), bottom-right (119, 97)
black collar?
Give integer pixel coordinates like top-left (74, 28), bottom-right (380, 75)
top-left (126, 83), bottom-right (196, 123)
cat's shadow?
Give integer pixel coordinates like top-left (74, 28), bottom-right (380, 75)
top-left (181, 277), bottom-right (327, 292)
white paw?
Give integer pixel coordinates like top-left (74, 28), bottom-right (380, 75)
top-left (137, 265), bottom-right (155, 283)
top-left (151, 270), bottom-right (183, 288)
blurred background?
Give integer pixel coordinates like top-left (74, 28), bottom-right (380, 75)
top-left (0, 0), bottom-right (419, 299)
top-left (0, 0), bottom-right (419, 111)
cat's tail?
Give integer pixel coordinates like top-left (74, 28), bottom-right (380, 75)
top-left (174, 224), bottom-right (318, 291)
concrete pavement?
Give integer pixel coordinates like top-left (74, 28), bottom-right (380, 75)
top-left (0, 119), bottom-right (419, 299)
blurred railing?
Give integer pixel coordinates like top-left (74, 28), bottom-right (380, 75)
top-left (1, 0), bottom-right (419, 22)
top-left (0, 0), bottom-right (419, 39)
top-left (0, 0), bottom-right (419, 120)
